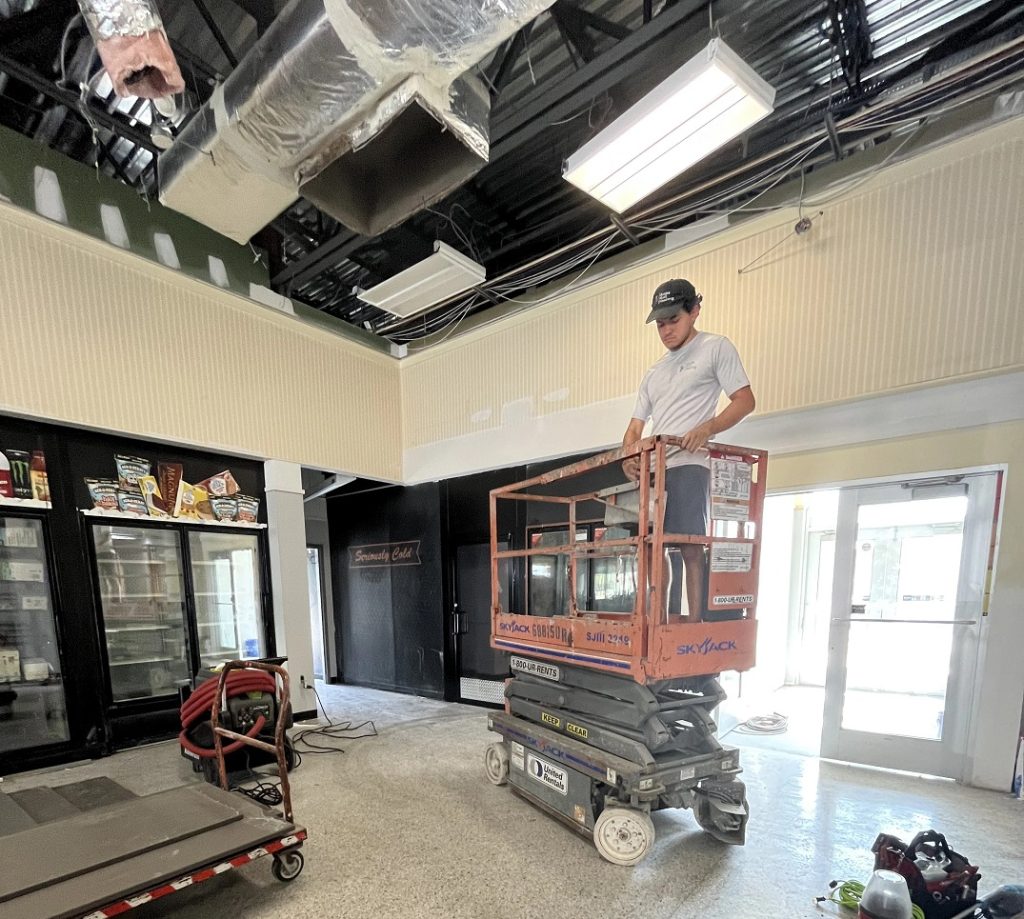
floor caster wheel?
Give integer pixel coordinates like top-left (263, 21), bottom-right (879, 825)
top-left (272, 850), bottom-right (304, 882)
top-left (593, 807), bottom-right (655, 866)
top-left (484, 742), bottom-right (510, 785)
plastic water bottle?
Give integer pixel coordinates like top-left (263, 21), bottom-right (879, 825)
top-left (859, 869), bottom-right (913, 919)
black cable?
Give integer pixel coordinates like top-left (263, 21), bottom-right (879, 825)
top-left (290, 683), bottom-right (379, 754)
top-left (235, 750), bottom-right (284, 806)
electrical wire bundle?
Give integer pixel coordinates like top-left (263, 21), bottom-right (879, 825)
top-left (735, 712), bottom-right (790, 735)
top-left (290, 682), bottom-right (378, 754)
top-left (819, 880), bottom-right (926, 919)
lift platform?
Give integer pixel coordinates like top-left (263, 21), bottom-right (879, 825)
top-left (483, 435), bottom-right (767, 864)
top-left (0, 661), bottom-right (306, 919)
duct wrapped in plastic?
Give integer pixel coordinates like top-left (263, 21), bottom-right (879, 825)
top-left (160, 0), bottom-right (557, 241)
top-left (78, 0), bottom-right (185, 98)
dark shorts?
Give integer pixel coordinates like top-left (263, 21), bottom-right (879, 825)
top-left (663, 465), bottom-right (710, 536)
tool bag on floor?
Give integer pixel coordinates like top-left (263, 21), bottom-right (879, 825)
top-left (872, 830), bottom-right (980, 919)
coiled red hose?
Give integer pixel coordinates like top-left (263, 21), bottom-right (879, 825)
top-left (179, 670), bottom-right (276, 759)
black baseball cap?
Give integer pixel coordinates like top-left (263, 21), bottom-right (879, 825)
top-left (646, 279), bottom-right (700, 323)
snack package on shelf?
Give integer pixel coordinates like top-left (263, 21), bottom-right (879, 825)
top-left (86, 478), bottom-right (120, 511)
top-left (235, 494), bottom-right (260, 523)
top-left (196, 470), bottom-right (239, 497)
top-left (158, 463), bottom-right (183, 517)
top-left (210, 496), bottom-right (238, 522)
top-left (138, 476), bottom-right (167, 517)
top-left (177, 482), bottom-right (207, 519)
top-left (116, 489), bottom-right (149, 516)
top-left (115, 455), bottom-right (151, 490)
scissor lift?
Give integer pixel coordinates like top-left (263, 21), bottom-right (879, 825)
top-left (483, 435), bottom-right (767, 865)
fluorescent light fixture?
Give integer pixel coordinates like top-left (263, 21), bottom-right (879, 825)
top-left (357, 240), bottom-right (485, 319)
top-left (304, 474), bottom-right (356, 503)
top-left (663, 214), bottom-right (731, 251)
top-left (563, 39), bottom-right (776, 213)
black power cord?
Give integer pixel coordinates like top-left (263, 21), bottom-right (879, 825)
top-left (290, 682), bottom-right (378, 754)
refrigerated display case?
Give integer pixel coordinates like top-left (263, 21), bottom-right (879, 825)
top-left (89, 521), bottom-right (269, 714)
top-left (92, 525), bottom-right (191, 702)
top-left (188, 530), bottom-right (265, 670)
top-left (0, 513), bottom-right (69, 754)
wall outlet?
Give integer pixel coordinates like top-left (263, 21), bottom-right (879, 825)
top-left (300, 675), bottom-right (306, 688)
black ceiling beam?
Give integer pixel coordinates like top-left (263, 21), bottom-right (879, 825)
top-left (274, 229), bottom-right (364, 289)
top-left (489, 0), bottom-right (707, 159)
top-left (486, 23), bottom-right (533, 97)
top-left (0, 0), bottom-right (76, 48)
top-left (190, 0), bottom-right (240, 69)
top-left (550, 3), bottom-right (594, 67)
top-left (571, 5), bottom-right (631, 41)
top-left (223, 0), bottom-right (276, 35)
top-left (97, 138), bottom-right (135, 186)
top-left (0, 50), bottom-right (161, 153)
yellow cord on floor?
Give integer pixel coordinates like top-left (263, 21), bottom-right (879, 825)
top-left (827, 880), bottom-right (926, 919)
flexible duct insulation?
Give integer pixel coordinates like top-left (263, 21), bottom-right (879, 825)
top-left (159, 0), bottom-right (555, 243)
top-left (78, 0), bottom-right (184, 98)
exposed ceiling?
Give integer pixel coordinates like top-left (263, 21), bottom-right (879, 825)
top-left (1, 0), bottom-right (1023, 347)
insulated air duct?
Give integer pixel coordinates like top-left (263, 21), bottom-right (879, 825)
top-left (159, 0), bottom-right (555, 243)
top-left (78, 0), bottom-right (184, 98)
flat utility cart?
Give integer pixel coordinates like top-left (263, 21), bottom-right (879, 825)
top-left (0, 661), bottom-right (306, 919)
top-left (483, 436), bottom-right (767, 865)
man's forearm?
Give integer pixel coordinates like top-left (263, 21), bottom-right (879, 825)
top-left (708, 390), bottom-right (755, 436)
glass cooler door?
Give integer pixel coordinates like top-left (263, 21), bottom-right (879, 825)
top-left (0, 514), bottom-right (69, 753)
top-left (187, 530), bottom-right (265, 669)
top-left (92, 525), bottom-right (190, 702)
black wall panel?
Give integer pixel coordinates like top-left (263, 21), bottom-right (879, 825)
top-left (329, 483), bottom-right (445, 697)
top-left (327, 449), bottom-right (618, 702)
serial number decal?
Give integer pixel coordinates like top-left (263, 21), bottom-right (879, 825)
top-left (584, 631), bottom-right (631, 647)
top-left (541, 712), bottom-right (561, 728)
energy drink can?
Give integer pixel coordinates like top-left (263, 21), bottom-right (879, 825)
top-left (6, 451), bottom-right (31, 499)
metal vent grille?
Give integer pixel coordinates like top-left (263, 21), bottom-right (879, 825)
top-left (460, 678), bottom-right (506, 704)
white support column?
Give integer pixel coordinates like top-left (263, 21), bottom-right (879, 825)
top-left (264, 459), bottom-right (316, 716)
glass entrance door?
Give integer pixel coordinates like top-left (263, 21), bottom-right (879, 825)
top-left (820, 473), bottom-right (999, 778)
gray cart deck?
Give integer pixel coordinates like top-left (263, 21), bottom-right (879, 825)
top-left (0, 778), bottom-right (303, 919)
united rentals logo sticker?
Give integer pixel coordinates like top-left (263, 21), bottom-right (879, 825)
top-left (349, 540), bottom-right (421, 568)
top-left (526, 754), bottom-right (567, 795)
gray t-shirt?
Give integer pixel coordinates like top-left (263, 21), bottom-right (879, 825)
top-left (631, 331), bottom-right (750, 468)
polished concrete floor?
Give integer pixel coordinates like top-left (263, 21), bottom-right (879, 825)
top-left (3, 682), bottom-right (1021, 919)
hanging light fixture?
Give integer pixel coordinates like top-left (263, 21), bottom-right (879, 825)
top-left (563, 38), bottom-right (776, 213)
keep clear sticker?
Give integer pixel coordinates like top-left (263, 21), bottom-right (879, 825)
top-left (711, 542), bottom-right (753, 573)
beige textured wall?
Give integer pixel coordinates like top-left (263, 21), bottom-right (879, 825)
top-left (0, 202), bottom-right (401, 481)
top-left (401, 116), bottom-right (1024, 463)
top-left (768, 421), bottom-right (1024, 791)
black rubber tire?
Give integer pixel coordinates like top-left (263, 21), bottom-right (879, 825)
top-left (272, 850), bottom-right (304, 882)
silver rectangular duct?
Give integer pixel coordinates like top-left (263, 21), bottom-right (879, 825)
top-left (159, 0), bottom-right (555, 243)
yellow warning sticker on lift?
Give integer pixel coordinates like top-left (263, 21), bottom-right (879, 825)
top-left (541, 712), bottom-right (561, 728)
top-left (566, 722), bottom-right (588, 739)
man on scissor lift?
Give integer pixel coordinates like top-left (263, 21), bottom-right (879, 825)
top-left (622, 279), bottom-right (756, 619)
